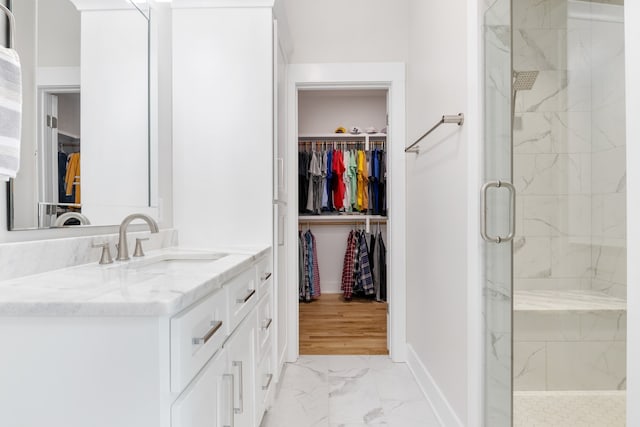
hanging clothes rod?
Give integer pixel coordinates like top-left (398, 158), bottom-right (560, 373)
top-left (405, 113), bottom-right (464, 154)
top-left (299, 215), bottom-right (387, 223)
top-left (298, 139), bottom-right (385, 145)
top-left (0, 4), bottom-right (16, 49)
top-left (298, 134), bottom-right (386, 140)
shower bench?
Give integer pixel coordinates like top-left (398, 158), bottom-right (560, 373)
top-left (513, 290), bottom-right (626, 391)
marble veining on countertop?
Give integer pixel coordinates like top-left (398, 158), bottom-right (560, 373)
top-left (0, 245), bottom-right (270, 317)
top-left (514, 290), bottom-right (627, 312)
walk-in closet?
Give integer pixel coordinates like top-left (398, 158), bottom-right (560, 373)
top-left (296, 89), bottom-right (389, 355)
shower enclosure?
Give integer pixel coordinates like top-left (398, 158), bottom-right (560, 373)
top-left (483, 0), bottom-right (627, 425)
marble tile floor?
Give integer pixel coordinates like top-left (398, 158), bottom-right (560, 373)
top-left (514, 390), bottom-right (626, 427)
top-left (260, 355), bottom-right (441, 427)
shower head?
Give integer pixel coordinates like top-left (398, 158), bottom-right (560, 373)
top-left (513, 70), bottom-right (539, 91)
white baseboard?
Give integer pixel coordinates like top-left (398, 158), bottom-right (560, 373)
top-left (406, 344), bottom-right (465, 427)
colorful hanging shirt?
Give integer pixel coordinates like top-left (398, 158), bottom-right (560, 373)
top-left (332, 149), bottom-right (346, 210)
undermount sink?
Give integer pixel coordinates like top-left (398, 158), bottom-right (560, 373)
top-left (119, 251), bottom-right (228, 273)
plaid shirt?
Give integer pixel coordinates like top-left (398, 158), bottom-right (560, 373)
top-left (357, 232), bottom-right (375, 296)
top-left (311, 232), bottom-right (321, 298)
top-left (341, 230), bottom-right (357, 299)
top-left (300, 231), bottom-right (311, 302)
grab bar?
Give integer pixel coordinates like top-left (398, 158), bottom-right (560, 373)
top-left (0, 4), bottom-right (15, 49)
top-left (405, 113), bottom-right (464, 154)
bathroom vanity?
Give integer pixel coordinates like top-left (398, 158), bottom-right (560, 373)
top-left (0, 245), bottom-right (274, 427)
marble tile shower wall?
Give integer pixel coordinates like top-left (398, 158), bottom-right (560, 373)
top-left (512, 0), bottom-right (626, 298)
top-left (512, 0), bottom-right (627, 392)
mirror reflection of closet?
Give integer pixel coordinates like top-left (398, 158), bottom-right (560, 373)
top-left (40, 91), bottom-right (82, 227)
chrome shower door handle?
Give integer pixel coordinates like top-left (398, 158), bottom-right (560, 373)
top-left (480, 180), bottom-right (516, 243)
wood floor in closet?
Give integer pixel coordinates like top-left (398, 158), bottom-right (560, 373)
top-left (299, 294), bottom-right (388, 355)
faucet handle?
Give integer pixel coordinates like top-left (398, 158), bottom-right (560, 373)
top-left (92, 242), bottom-right (114, 265)
top-left (133, 238), bottom-right (150, 258)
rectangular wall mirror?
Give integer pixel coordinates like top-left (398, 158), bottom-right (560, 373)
top-left (6, 0), bottom-right (157, 230)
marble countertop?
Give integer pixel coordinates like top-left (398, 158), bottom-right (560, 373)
top-left (0, 245), bottom-right (270, 317)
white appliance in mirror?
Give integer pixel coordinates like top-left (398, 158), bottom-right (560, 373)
top-left (7, 0), bottom-right (158, 230)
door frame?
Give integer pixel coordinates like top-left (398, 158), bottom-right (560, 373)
top-left (37, 86), bottom-right (81, 227)
top-left (285, 63), bottom-right (407, 362)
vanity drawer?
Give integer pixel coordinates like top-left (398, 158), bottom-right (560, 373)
top-left (226, 267), bottom-right (258, 332)
top-left (255, 255), bottom-right (273, 297)
top-left (256, 285), bottom-right (274, 360)
top-left (170, 289), bottom-right (228, 393)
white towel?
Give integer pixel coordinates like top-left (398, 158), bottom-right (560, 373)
top-left (0, 45), bottom-right (22, 181)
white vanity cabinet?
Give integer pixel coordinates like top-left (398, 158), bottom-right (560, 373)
top-left (0, 249), bottom-right (274, 427)
top-left (171, 346), bottom-right (230, 427)
top-left (171, 255), bottom-right (270, 427)
top-left (172, 311), bottom-right (257, 427)
top-left (225, 309), bottom-right (257, 427)
top-left (255, 263), bottom-right (277, 426)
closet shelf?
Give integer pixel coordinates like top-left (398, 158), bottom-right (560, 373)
top-left (298, 133), bottom-right (387, 140)
top-left (58, 131), bottom-right (81, 140)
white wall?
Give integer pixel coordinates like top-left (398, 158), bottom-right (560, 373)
top-left (282, 0), bottom-right (409, 64)
top-left (298, 89), bottom-right (387, 135)
top-left (284, 0), bottom-right (475, 421)
top-left (57, 93), bottom-right (81, 137)
top-left (405, 0), bottom-right (474, 424)
top-left (625, 2), bottom-right (640, 425)
top-left (37, 0), bottom-right (80, 67)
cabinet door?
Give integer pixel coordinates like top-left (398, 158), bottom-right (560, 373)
top-left (171, 348), bottom-right (231, 427)
top-left (225, 311), bottom-right (256, 427)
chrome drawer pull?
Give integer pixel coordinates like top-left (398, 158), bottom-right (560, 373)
top-left (261, 272), bottom-right (272, 282)
top-left (261, 318), bottom-right (273, 330)
top-left (192, 320), bottom-right (223, 345)
top-left (232, 361), bottom-right (244, 414)
top-left (236, 289), bottom-right (256, 304)
top-left (262, 373), bottom-right (273, 390)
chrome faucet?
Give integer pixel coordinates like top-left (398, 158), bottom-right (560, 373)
top-left (116, 213), bottom-right (159, 261)
top-left (53, 212), bottom-right (91, 227)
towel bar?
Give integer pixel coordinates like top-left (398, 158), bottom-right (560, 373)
top-left (405, 113), bottom-right (464, 154)
top-left (0, 4), bottom-right (15, 49)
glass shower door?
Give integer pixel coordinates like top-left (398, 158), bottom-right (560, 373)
top-left (482, 0), bottom-right (513, 425)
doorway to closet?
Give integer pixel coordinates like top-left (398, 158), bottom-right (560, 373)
top-left (297, 89), bottom-right (389, 355)
top-left (38, 88), bottom-right (82, 228)
top-left (284, 63), bottom-right (407, 363)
